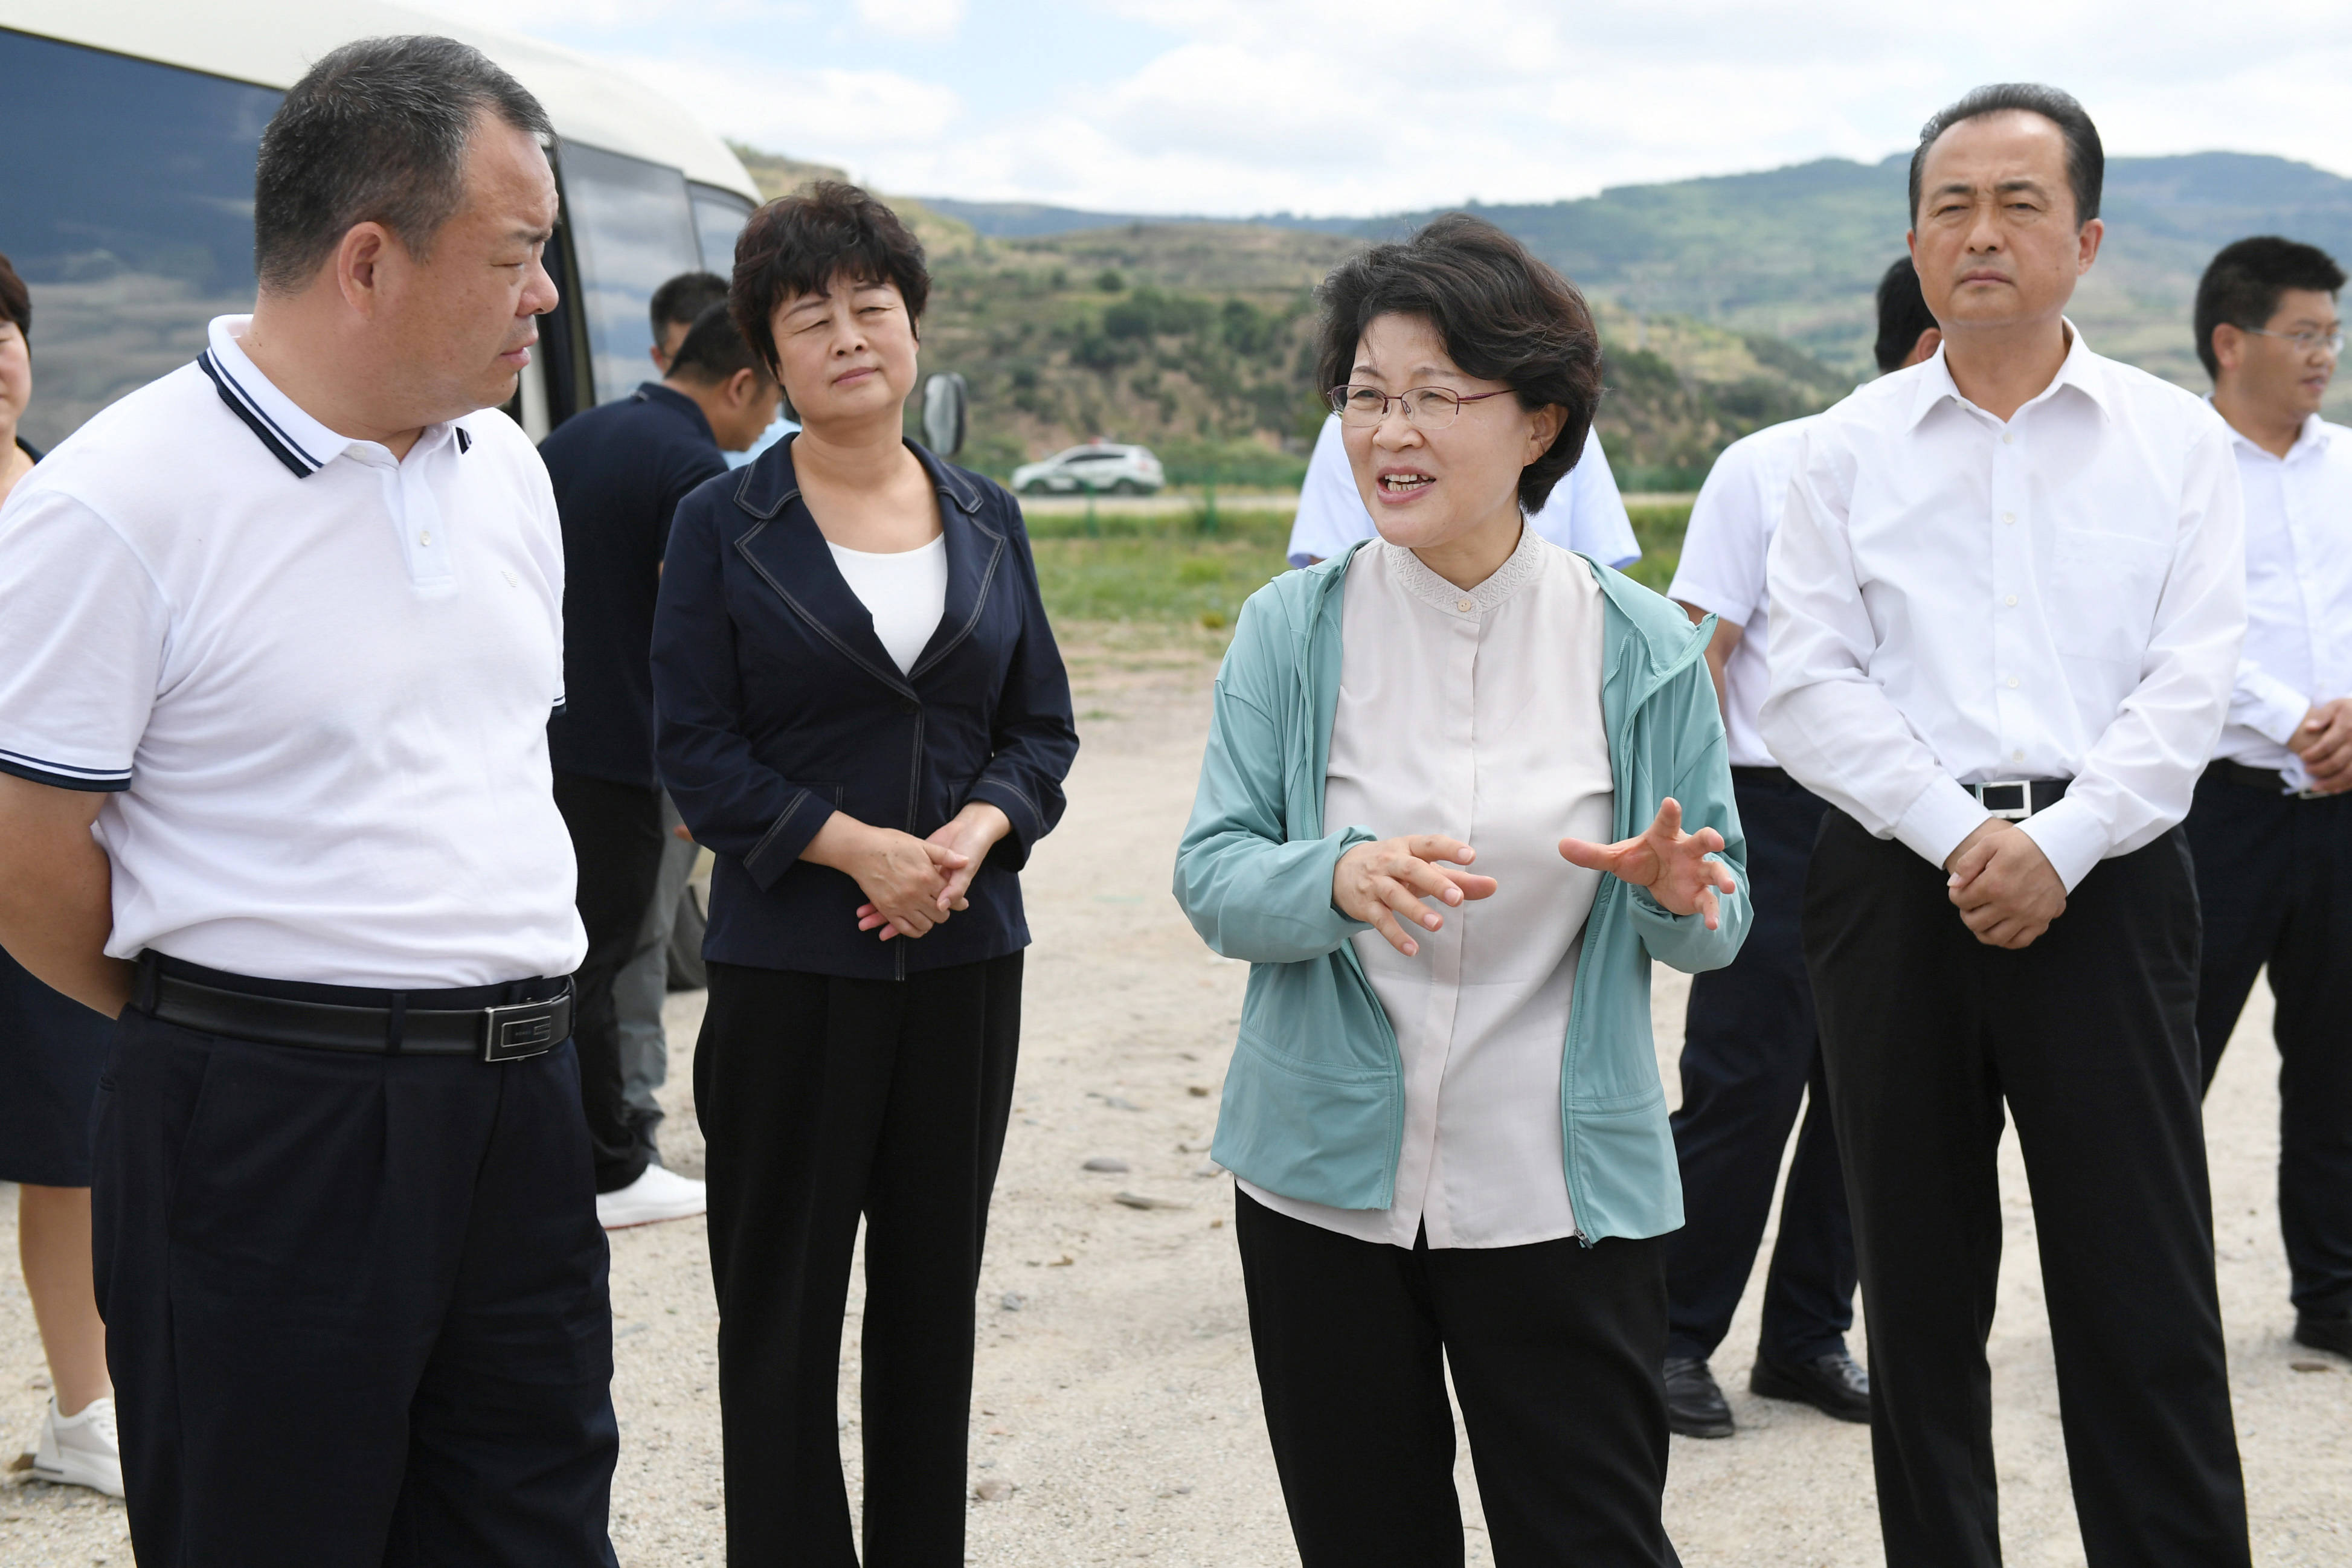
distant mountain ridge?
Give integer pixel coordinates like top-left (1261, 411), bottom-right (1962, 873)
top-left (925, 152), bottom-right (2352, 388)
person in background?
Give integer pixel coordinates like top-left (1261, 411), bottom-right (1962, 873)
top-left (1656, 255), bottom-right (1941, 1440)
top-left (1764, 84), bottom-right (2252, 1565)
top-left (1288, 411), bottom-right (1640, 568)
top-left (652, 181), bottom-right (1078, 1564)
top-left (0, 251), bottom-right (121, 1499)
top-left (544, 301), bottom-right (780, 1227)
top-left (1175, 214), bottom-right (1746, 1567)
top-left (0, 37), bottom-right (623, 1564)
top-left (609, 269), bottom-right (731, 1163)
top-left (2184, 235), bottom-right (2352, 1361)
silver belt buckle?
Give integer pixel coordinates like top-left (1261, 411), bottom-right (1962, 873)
top-left (1975, 779), bottom-right (2034, 821)
top-left (481, 999), bottom-right (561, 1062)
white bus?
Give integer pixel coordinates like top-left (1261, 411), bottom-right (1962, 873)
top-left (0, 0), bottom-right (760, 449)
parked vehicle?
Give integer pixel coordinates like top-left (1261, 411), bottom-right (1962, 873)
top-left (1012, 442), bottom-right (1164, 496)
top-left (0, 0), bottom-right (760, 448)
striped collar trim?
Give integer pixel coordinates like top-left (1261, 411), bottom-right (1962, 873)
top-left (200, 316), bottom-right (350, 478)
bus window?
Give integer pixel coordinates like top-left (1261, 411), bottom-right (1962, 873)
top-left (690, 184), bottom-right (755, 274)
top-left (0, 29), bottom-right (281, 449)
top-left (558, 142), bottom-right (699, 405)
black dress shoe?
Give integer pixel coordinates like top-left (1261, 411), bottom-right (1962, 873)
top-left (1750, 1349), bottom-right (1871, 1424)
top-left (2295, 1312), bottom-right (2352, 1358)
top-left (1663, 1356), bottom-right (1735, 1439)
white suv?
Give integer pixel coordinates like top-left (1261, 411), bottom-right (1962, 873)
top-left (1011, 443), bottom-right (1164, 496)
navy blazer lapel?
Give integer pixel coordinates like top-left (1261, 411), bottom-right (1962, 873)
top-left (729, 439), bottom-right (915, 698)
top-left (909, 442), bottom-right (1005, 680)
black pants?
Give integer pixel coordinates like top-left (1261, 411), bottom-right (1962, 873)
top-left (553, 772), bottom-right (664, 1194)
top-left (93, 999), bottom-right (619, 1568)
top-left (1804, 812), bottom-right (2249, 1568)
top-left (1235, 1191), bottom-right (1679, 1568)
top-left (696, 954), bottom-right (1023, 1567)
top-left (1666, 770), bottom-right (1856, 1364)
top-left (2184, 766), bottom-right (2352, 1319)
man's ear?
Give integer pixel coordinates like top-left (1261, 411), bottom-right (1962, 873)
top-left (2210, 324), bottom-right (2245, 378)
top-left (727, 367), bottom-right (762, 408)
top-left (1904, 327), bottom-right (1942, 369)
top-left (334, 222), bottom-right (398, 317)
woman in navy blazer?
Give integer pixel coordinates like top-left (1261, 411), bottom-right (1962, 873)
top-left (651, 182), bottom-right (1077, 1565)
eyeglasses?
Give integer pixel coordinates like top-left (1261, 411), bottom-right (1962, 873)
top-left (1328, 384), bottom-right (1512, 429)
top-left (2243, 326), bottom-right (2345, 357)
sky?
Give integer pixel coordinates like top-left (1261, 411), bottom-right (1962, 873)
top-left (424, 0), bottom-right (2352, 218)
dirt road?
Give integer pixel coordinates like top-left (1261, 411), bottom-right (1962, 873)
top-left (3, 639), bottom-right (2344, 1566)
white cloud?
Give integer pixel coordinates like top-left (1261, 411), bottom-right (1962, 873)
top-left (855, 0), bottom-right (967, 40)
top-left (482, 0), bottom-right (2352, 216)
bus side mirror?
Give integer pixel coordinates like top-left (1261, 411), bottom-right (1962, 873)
top-left (922, 371), bottom-right (968, 458)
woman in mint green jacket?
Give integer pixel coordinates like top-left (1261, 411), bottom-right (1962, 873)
top-left (1173, 214), bottom-right (1749, 1568)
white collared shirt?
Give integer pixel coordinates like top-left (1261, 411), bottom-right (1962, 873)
top-left (1238, 529), bottom-right (1614, 1249)
top-left (2215, 414), bottom-right (2352, 790)
top-left (1666, 414), bottom-right (1817, 767)
top-left (1759, 326), bottom-right (2246, 892)
top-left (1285, 413), bottom-right (1641, 569)
top-left (0, 316), bottom-right (586, 988)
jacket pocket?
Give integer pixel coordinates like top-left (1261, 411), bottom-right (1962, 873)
top-left (1566, 1085), bottom-right (1683, 1239)
top-left (1210, 1026), bottom-right (1399, 1211)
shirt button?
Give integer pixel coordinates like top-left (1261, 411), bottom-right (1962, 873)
top-left (420, 530), bottom-right (432, 546)
top-left (2013, 750), bottom-right (2026, 762)
top-left (2005, 594), bottom-right (2019, 606)
top-left (2002, 511), bottom-right (2016, 525)
top-left (2002, 432), bottom-right (2015, 445)
top-left (1456, 597), bottom-right (1476, 614)
top-left (2007, 676), bottom-right (2021, 689)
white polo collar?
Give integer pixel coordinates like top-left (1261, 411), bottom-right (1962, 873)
top-left (2215, 405), bottom-right (2332, 467)
top-left (198, 316), bottom-right (474, 478)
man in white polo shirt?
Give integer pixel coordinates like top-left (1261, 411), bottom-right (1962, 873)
top-left (1287, 414), bottom-right (1640, 568)
top-left (1763, 85), bottom-right (2251, 1564)
top-left (0, 38), bottom-right (616, 1567)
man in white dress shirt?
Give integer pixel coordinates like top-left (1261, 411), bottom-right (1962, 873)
top-left (1657, 256), bottom-right (1941, 1440)
top-left (0, 39), bottom-right (618, 1566)
top-left (2180, 235), bottom-right (2352, 1363)
top-left (1762, 85), bottom-right (2252, 1566)
top-left (1287, 413), bottom-right (1640, 568)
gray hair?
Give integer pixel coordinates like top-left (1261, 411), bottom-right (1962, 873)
top-left (253, 35), bottom-right (553, 293)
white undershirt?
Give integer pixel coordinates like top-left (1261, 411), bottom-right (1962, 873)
top-left (828, 533), bottom-right (948, 675)
top-left (1239, 529), bottom-right (1615, 1249)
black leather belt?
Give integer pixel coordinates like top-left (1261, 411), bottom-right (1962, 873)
top-left (1729, 766), bottom-right (1792, 786)
top-left (2210, 758), bottom-right (2331, 801)
top-left (136, 956), bottom-right (570, 1062)
top-left (1969, 777), bottom-right (2071, 821)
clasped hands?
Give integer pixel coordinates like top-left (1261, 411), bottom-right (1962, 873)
top-left (2291, 696), bottom-right (2352, 794)
top-left (1943, 818), bottom-right (2066, 949)
top-left (805, 803), bottom-right (1012, 942)
top-left (1332, 798), bottom-right (1737, 957)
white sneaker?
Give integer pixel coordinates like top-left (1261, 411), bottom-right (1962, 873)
top-left (31, 1395), bottom-right (123, 1498)
top-left (596, 1164), bottom-right (706, 1230)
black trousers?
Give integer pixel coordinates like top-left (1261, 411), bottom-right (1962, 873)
top-left (696, 954), bottom-right (1023, 1567)
top-left (2184, 766), bottom-right (2352, 1318)
top-left (1235, 1190), bottom-right (1679, 1568)
top-left (553, 771), bottom-right (664, 1194)
top-left (1666, 770), bottom-right (1856, 1364)
top-left (1804, 812), bottom-right (2249, 1568)
top-left (93, 1001), bottom-right (619, 1568)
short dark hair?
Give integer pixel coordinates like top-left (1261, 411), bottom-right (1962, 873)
top-left (1874, 257), bottom-right (1938, 373)
top-left (668, 301), bottom-right (770, 386)
top-left (1910, 83), bottom-right (2103, 229)
top-left (254, 35), bottom-right (553, 293)
top-left (731, 181), bottom-right (928, 381)
top-left (1314, 213), bottom-right (1602, 515)
top-left (651, 271), bottom-right (728, 339)
top-left (2193, 236), bottom-right (2346, 380)
top-left (0, 251), bottom-right (27, 341)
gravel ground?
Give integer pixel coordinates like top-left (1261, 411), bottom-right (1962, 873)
top-left (2, 640), bottom-right (2345, 1566)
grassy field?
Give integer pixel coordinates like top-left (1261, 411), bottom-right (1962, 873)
top-left (1027, 502), bottom-right (1695, 640)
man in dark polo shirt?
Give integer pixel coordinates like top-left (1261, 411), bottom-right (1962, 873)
top-left (544, 302), bottom-right (780, 1228)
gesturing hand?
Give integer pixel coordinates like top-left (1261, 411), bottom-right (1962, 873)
top-left (855, 802), bottom-right (1012, 940)
top-left (2290, 697), bottom-right (2352, 794)
top-left (1944, 819), bottom-right (2066, 949)
top-left (1333, 835), bottom-right (1500, 957)
top-left (1558, 797), bottom-right (1738, 931)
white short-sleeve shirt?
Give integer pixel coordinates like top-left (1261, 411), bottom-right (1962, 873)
top-left (1287, 413), bottom-right (1640, 569)
top-left (1666, 416), bottom-right (1816, 767)
top-left (0, 316), bottom-right (587, 988)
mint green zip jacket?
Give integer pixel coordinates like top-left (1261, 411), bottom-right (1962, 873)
top-left (1172, 543), bottom-right (1750, 1242)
